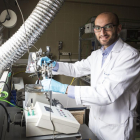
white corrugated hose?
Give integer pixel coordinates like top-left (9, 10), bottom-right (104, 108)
top-left (0, 0), bottom-right (64, 77)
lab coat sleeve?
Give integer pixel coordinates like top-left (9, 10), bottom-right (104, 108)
top-left (67, 85), bottom-right (75, 99)
top-left (52, 54), bottom-right (92, 77)
top-left (75, 51), bottom-right (140, 106)
top-left (52, 62), bottom-right (59, 71)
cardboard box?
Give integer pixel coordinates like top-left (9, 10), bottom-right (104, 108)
top-left (70, 110), bottom-right (85, 124)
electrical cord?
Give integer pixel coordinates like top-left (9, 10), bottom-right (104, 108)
top-left (14, 1), bottom-right (38, 52)
top-left (0, 0), bottom-right (11, 24)
top-left (70, 78), bottom-right (75, 85)
top-left (15, 0), bottom-right (39, 52)
top-left (11, 112), bottom-right (18, 124)
top-left (20, 112), bottom-right (24, 140)
top-left (15, 0), bottom-right (39, 79)
top-left (13, 64), bottom-right (27, 66)
top-left (49, 91), bottom-right (56, 140)
top-left (15, 0), bottom-right (41, 83)
top-left (65, 78), bottom-right (77, 110)
top-left (0, 90), bottom-right (27, 111)
top-left (48, 69), bottom-right (56, 139)
top-left (13, 71), bottom-right (25, 76)
top-left (15, 2), bottom-right (57, 137)
top-left (32, 45), bottom-right (38, 51)
top-left (45, 65), bottom-right (77, 138)
top-left (0, 71), bottom-right (24, 109)
top-left (15, 0), bottom-right (29, 54)
top-left (0, 81), bottom-right (23, 108)
top-left (15, 0), bottom-right (40, 80)
top-left (0, 103), bottom-right (11, 132)
top-left (3, 0), bottom-right (10, 19)
top-left (0, 90), bottom-right (26, 136)
top-left (41, 63), bottom-right (57, 139)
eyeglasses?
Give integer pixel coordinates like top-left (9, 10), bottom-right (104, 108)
top-left (93, 23), bottom-right (118, 33)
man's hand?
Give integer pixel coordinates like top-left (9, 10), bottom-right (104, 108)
top-left (37, 57), bottom-right (56, 67)
top-left (41, 79), bottom-right (68, 94)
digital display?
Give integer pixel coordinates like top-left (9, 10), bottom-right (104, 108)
top-left (44, 106), bottom-right (53, 113)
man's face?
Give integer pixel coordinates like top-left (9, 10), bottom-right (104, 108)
top-left (94, 14), bottom-right (121, 49)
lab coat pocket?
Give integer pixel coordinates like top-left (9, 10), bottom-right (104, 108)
top-left (102, 71), bottom-right (110, 84)
top-left (98, 118), bottom-right (128, 140)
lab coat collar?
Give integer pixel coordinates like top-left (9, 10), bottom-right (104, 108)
top-left (101, 40), bottom-right (117, 55)
top-left (111, 38), bottom-right (124, 53)
top-left (99, 38), bottom-right (124, 54)
top-left (97, 38), bottom-right (124, 75)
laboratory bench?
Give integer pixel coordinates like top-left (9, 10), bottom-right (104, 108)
top-left (1, 107), bottom-right (99, 140)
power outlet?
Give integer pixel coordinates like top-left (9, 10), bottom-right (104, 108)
top-left (61, 52), bottom-right (71, 56)
top-left (85, 23), bottom-right (94, 33)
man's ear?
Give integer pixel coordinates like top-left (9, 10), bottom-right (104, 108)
top-left (117, 24), bottom-right (122, 35)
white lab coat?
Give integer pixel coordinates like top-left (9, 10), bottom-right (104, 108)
top-left (53, 38), bottom-right (140, 140)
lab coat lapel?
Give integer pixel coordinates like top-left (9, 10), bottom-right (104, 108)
top-left (101, 51), bottom-right (112, 70)
top-left (95, 52), bottom-right (112, 85)
top-left (93, 50), bottom-right (103, 83)
top-left (95, 38), bottom-right (124, 84)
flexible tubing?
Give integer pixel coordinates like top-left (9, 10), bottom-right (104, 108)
top-left (0, 0), bottom-right (64, 77)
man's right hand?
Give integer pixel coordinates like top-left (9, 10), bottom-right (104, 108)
top-left (37, 57), bottom-right (56, 67)
top-left (41, 78), bottom-right (68, 94)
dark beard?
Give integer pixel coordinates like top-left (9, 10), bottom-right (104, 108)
top-left (95, 32), bottom-right (118, 47)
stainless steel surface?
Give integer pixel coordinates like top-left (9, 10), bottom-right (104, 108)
top-left (0, 0), bottom-right (64, 77)
top-left (46, 46), bottom-right (51, 54)
top-left (25, 84), bottom-right (43, 93)
top-left (80, 76), bottom-right (90, 84)
top-left (2, 107), bottom-right (98, 140)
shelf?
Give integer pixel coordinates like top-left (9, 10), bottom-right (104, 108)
top-left (80, 76), bottom-right (90, 84)
top-left (80, 38), bottom-right (94, 41)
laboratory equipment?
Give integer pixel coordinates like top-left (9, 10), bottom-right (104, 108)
top-left (3, 106), bottom-right (97, 139)
top-left (0, 0), bottom-right (65, 78)
top-left (26, 48), bottom-right (54, 80)
top-left (0, 9), bottom-right (17, 28)
top-left (85, 23), bottom-right (94, 33)
top-left (24, 101), bottom-right (80, 137)
top-left (25, 84), bottom-right (49, 107)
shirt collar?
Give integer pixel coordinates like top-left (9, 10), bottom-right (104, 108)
top-left (101, 40), bottom-right (118, 55)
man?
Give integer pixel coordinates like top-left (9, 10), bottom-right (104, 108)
top-left (39, 12), bottom-right (140, 140)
